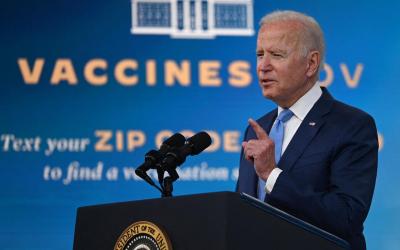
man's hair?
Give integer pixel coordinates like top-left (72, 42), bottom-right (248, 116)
top-left (259, 10), bottom-right (325, 72)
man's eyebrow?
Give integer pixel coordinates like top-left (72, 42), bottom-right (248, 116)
top-left (268, 47), bottom-right (287, 53)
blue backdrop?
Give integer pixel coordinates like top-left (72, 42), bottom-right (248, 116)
top-left (1, 0), bottom-right (399, 249)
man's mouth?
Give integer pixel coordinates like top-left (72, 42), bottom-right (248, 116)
top-left (260, 79), bottom-right (277, 86)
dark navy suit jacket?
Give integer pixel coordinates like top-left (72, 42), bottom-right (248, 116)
top-left (236, 88), bottom-right (378, 250)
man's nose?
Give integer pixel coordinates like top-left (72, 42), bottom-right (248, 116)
top-left (258, 56), bottom-right (272, 72)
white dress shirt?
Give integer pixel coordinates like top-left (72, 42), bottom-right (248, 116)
top-left (265, 83), bottom-right (322, 194)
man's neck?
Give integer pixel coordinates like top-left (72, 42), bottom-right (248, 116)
top-left (277, 80), bottom-right (317, 108)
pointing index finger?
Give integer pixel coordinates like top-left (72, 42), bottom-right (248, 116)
top-left (248, 118), bottom-right (268, 139)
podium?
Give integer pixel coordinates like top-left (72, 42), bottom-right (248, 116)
top-left (73, 191), bottom-right (349, 250)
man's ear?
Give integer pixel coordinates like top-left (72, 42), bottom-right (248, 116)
top-left (306, 51), bottom-right (320, 77)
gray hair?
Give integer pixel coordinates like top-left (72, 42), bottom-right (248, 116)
top-left (259, 10), bottom-right (325, 72)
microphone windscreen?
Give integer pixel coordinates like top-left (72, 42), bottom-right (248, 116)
top-left (163, 133), bottom-right (186, 148)
top-left (188, 131), bottom-right (212, 155)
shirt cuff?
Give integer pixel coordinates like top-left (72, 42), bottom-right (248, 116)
top-left (265, 168), bottom-right (283, 194)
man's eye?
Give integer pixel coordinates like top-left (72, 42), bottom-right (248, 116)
top-left (272, 53), bottom-right (283, 58)
top-left (256, 53), bottom-right (264, 58)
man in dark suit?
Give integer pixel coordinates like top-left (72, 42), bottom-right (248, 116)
top-left (236, 11), bottom-right (378, 250)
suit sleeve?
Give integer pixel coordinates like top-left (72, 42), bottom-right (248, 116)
top-left (267, 114), bottom-right (378, 239)
top-left (235, 126), bottom-right (250, 193)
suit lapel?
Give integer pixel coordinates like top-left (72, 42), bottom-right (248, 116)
top-left (261, 109), bottom-right (278, 136)
top-left (277, 88), bottom-right (334, 172)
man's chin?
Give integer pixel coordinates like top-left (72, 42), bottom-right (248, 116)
top-left (262, 90), bottom-right (276, 100)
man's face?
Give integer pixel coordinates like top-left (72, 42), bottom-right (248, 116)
top-left (256, 21), bottom-right (312, 107)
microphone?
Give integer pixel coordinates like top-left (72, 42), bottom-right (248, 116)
top-left (161, 131), bottom-right (212, 181)
top-left (135, 133), bottom-right (186, 185)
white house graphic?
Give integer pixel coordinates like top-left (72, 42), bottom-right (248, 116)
top-left (131, 0), bottom-right (254, 39)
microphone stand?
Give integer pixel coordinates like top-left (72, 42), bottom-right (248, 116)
top-left (136, 168), bottom-right (166, 196)
top-left (136, 159), bottom-right (180, 198)
top-left (162, 177), bottom-right (174, 197)
top-left (161, 168), bottom-right (179, 197)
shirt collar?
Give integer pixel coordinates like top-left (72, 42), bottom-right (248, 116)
top-left (277, 83), bottom-right (322, 121)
